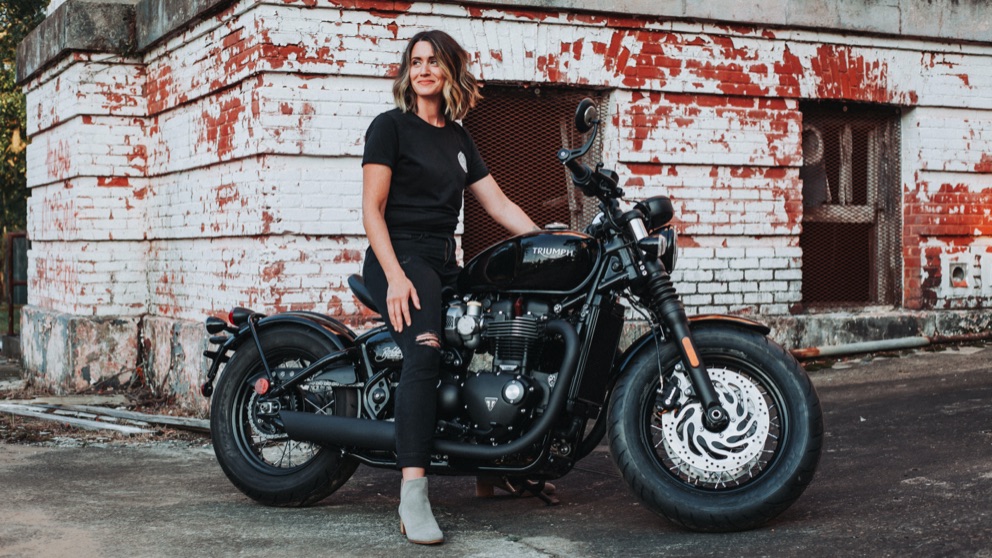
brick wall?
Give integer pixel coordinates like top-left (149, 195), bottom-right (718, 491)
top-left (18, 0), bottom-right (992, 407)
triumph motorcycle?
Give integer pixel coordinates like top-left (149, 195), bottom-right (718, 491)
top-left (201, 99), bottom-right (823, 532)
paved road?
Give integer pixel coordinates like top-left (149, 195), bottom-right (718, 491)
top-left (1, 345), bottom-right (991, 557)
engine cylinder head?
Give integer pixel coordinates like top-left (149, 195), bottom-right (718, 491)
top-left (485, 315), bottom-right (544, 369)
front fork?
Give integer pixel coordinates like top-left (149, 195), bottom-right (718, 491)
top-left (641, 258), bottom-right (730, 432)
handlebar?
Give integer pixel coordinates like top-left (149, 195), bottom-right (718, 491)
top-left (556, 104), bottom-right (622, 200)
top-left (557, 148), bottom-right (592, 186)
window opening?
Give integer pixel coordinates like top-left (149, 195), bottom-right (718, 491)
top-left (799, 101), bottom-right (902, 307)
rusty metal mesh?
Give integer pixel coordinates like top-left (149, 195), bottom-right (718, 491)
top-left (799, 101), bottom-right (902, 307)
top-left (462, 86), bottom-right (606, 261)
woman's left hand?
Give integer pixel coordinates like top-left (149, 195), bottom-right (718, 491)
top-left (386, 272), bottom-right (421, 333)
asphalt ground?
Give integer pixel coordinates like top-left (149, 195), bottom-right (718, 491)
top-left (1, 344), bottom-right (991, 557)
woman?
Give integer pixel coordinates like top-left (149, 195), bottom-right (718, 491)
top-left (361, 30), bottom-right (538, 545)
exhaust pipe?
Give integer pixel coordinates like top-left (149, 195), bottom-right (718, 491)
top-left (280, 413), bottom-right (397, 450)
top-left (281, 319), bottom-right (580, 460)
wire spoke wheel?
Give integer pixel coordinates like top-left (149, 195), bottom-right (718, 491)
top-left (234, 354), bottom-right (325, 473)
top-left (211, 328), bottom-right (359, 507)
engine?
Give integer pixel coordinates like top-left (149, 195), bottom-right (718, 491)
top-left (439, 296), bottom-right (558, 443)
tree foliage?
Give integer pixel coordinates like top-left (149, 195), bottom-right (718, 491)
top-left (1, 0), bottom-right (48, 234)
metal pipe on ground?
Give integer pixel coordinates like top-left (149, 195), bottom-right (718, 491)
top-left (790, 331), bottom-right (992, 361)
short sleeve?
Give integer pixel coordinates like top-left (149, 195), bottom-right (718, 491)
top-left (463, 127), bottom-right (489, 185)
top-left (362, 112), bottom-right (398, 168)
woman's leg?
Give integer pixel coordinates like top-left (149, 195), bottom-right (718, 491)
top-left (365, 255), bottom-right (443, 469)
top-left (364, 250), bottom-right (445, 544)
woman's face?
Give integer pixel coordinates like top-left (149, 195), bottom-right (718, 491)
top-left (409, 40), bottom-right (445, 99)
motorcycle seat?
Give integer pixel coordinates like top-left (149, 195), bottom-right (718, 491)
top-left (348, 274), bottom-right (460, 317)
top-left (348, 274), bottom-right (379, 314)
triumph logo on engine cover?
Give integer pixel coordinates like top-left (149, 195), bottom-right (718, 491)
top-left (485, 397), bottom-right (498, 412)
top-left (531, 247), bottom-right (574, 258)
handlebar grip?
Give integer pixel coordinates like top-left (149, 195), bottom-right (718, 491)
top-left (557, 148), bottom-right (591, 185)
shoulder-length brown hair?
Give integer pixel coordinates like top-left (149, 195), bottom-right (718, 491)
top-left (393, 30), bottom-right (483, 121)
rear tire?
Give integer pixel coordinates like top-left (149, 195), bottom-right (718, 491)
top-left (609, 325), bottom-right (822, 531)
top-left (210, 327), bottom-right (359, 506)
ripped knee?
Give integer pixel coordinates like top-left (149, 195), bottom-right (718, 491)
top-left (415, 331), bottom-right (441, 350)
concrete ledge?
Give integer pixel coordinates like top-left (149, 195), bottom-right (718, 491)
top-left (16, 0), bottom-right (138, 84)
top-left (134, 0), bottom-right (229, 52)
top-left (141, 316), bottom-right (210, 413)
top-left (20, 305), bottom-right (141, 394)
top-left (19, 307), bottom-right (209, 412)
top-left (765, 308), bottom-right (992, 350)
top-left (471, 0), bottom-right (992, 45)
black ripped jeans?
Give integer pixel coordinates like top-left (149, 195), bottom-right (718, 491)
top-left (363, 233), bottom-right (460, 469)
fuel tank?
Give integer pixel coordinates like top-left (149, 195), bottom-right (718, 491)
top-left (459, 231), bottom-right (600, 294)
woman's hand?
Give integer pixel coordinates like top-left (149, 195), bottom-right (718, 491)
top-left (386, 273), bottom-right (421, 333)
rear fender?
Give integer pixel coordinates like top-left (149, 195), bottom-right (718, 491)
top-left (202, 312), bottom-right (359, 397)
top-left (229, 313), bottom-right (356, 355)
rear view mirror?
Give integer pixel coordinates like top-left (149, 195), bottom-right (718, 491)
top-left (574, 98), bottom-right (598, 133)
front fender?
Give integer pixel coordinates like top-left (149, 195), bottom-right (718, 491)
top-left (615, 314), bottom-right (771, 380)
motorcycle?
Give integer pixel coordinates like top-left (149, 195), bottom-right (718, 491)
top-left (201, 99), bottom-right (823, 532)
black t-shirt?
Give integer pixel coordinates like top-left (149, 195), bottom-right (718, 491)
top-left (362, 108), bottom-right (489, 236)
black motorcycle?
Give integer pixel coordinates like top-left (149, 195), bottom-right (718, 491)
top-left (201, 99), bottom-right (822, 532)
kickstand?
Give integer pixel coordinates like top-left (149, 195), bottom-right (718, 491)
top-left (477, 476), bottom-right (560, 506)
top-left (517, 480), bottom-right (559, 506)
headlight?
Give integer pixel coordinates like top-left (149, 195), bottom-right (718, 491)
top-left (634, 196), bottom-right (675, 234)
top-left (658, 227), bottom-right (678, 271)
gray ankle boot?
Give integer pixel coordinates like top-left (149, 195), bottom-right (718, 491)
top-left (398, 477), bottom-right (444, 545)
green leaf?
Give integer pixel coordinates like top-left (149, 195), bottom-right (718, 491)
top-left (0, 0), bottom-right (48, 232)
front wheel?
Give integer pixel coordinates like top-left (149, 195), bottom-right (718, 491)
top-left (210, 327), bottom-right (360, 506)
top-left (608, 325), bottom-right (823, 532)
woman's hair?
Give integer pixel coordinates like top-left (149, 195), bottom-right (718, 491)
top-left (393, 30), bottom-right (482, 121)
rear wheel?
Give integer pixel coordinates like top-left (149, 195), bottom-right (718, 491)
top-left (609, 325), bottom-right (822, 531)
top-left (210, 327), bottom-right (359, 506)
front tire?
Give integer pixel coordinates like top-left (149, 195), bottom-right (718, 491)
top-left (609, 325), bottom-right (823, 531)
top-left (210, 327), bottom-right (359, 506)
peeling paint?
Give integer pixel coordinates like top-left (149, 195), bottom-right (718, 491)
top-left (201, 96), bottom-right (246, 159)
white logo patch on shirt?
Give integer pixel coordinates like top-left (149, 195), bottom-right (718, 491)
top-left (457, 151), bottom-right (468, 173)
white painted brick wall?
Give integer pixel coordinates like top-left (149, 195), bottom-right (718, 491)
top-left (145, 235), bottom-right (370, 320)
top-left (28, 240), bottom-right (150, 316)
top-left (914, 107), bottom-right (992, 174)
top-left (25, 58), bottom-right (145, 136)
top-left (27, 177), bottom-right (149, 241)
top-left (26, 116), bottom-right (149, 187)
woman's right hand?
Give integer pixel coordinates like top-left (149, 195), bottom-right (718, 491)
top-left (386, 273), bottom-right (421, 333)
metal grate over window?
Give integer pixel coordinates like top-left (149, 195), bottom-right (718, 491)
top-left (462, 86), bottom-right (607, 262)
top-left (799, 101), bottom-right (902, 307)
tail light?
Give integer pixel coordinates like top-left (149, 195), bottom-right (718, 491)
top-left (229, 307), bottom-right (254, 326)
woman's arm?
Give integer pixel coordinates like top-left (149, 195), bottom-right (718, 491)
top-left (467, 174), bottom-right (539, 235)
top-left (363, 163), bottom-right (419, 332)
